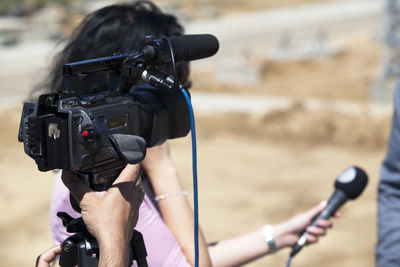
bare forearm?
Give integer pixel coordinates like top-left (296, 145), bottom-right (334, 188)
top-left (208, 224), bottom-right (293, 266)
top-left (208, 229), bottom-right (271, 267)
top-left (208, 202), bottom-right (333, 267)
top-left (98, 236), bottom-right (130, 267)
top-left (161, 201), bottom-right (211, 267)
top-left (148, 162), bottom-right (212, 267)
top-left (62, 165), bottom-right (143, 267)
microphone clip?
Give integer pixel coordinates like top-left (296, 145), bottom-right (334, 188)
top-left (141, 68), bottom-right (180, 91)
top-left (142, 35), bottom-right (174, 63)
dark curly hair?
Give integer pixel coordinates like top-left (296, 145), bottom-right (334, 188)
top-left (30, 1), bottom-right (189, 99)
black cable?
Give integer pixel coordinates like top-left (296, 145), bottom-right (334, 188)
top-left (161, 36), bottom-right (179, 90)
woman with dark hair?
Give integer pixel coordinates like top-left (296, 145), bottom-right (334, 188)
top-left (30, 0), bottom-right (189, 99)
top-left (43, 1), bottom-right (336, 266)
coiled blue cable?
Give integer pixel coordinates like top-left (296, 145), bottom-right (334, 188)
top-left (181, 88), bottom-right (199, 267)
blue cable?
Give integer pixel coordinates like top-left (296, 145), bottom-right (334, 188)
top-left (286, 255), bottom-right (293, 267)
top-left (181, 87), bottom-right (294, 267)
top-left (181, 88), bottom-right (199, 267)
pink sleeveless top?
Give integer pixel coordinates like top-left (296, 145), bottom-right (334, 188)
top-left (50, 171), bottom-right (190, 267)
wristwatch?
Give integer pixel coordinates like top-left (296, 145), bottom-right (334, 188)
top-left (261, 224), bottom-right (277, 253)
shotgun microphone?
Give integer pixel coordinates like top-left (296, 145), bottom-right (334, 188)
top-left (141, 34), bottom-right (219, 62)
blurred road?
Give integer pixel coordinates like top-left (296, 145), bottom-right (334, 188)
top-left (191, 92), bottom-right (392, 117)
top-left (186, 0), bottom-right (382, 59)
top-left (0, 0), bottom-right (383, 109)
top-left (0, 41), bottom-right (59, 108)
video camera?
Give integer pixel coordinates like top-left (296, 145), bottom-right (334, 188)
top-left (18, 34), bottom-right (219, 190)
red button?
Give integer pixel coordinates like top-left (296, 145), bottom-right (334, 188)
top-left (82, 130), bottom-right (89, 137)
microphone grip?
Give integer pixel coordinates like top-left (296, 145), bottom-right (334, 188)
top-left (310, 190), bottom-right (347, 225)
top-left (290, 190), bottom-right (348, 257)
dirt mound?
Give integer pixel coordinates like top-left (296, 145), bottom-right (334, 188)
top-left (197, 102), bottom-right (391, 150)
top-left (193, 39), bottom-right (380, 102)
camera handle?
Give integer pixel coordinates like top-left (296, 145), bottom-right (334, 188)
top-left (57, 212), bottom-right (148, 267)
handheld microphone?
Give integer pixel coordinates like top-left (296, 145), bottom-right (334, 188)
top-left (290, 166), bottom-right (368, 258)
top-left (141, 34), bottom-right (219, 62)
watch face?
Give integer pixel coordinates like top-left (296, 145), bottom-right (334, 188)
top-left (262, 225), bottom-right (277, 252)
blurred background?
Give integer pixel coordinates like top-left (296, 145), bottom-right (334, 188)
top-left (0, 0), bottom-right (394, 266)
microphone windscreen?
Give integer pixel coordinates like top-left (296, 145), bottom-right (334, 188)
top-left (334, 166), bottom-right (368, 199)
top-left (170, 34), bottom-right (219, 61)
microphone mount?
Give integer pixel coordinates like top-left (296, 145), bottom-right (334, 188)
top-left (61, 36), bottom-right (178, 96)
top-left (60, 34), bottom-right (219, 96)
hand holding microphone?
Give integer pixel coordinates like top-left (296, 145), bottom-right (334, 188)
top-left (290, 166), bottom-right (368, 258)
top-left (271, 200), bottom-right (334, 251)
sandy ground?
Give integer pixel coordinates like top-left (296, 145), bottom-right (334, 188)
top-left (0, 37), bottom-right (391, 266)
top-left (192, 38), bottom-right (381, 102)
top-left (0, 5), bottom-right (391, 266)
top-left (0, 105), bottom-right (386, 267)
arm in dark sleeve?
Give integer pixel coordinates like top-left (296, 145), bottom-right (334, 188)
top-left (376, 81), bottom-right (400, 267)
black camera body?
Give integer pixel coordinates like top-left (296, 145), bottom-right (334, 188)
top-left (18, 34), bottom-right (219, 189)
top-left (19, 84), bottom-right (190, 189)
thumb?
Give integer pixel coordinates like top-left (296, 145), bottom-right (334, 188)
top-left (113, 164), bottom-right (141, 185)
top-left (36, 244), bottom-right (62, 267)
